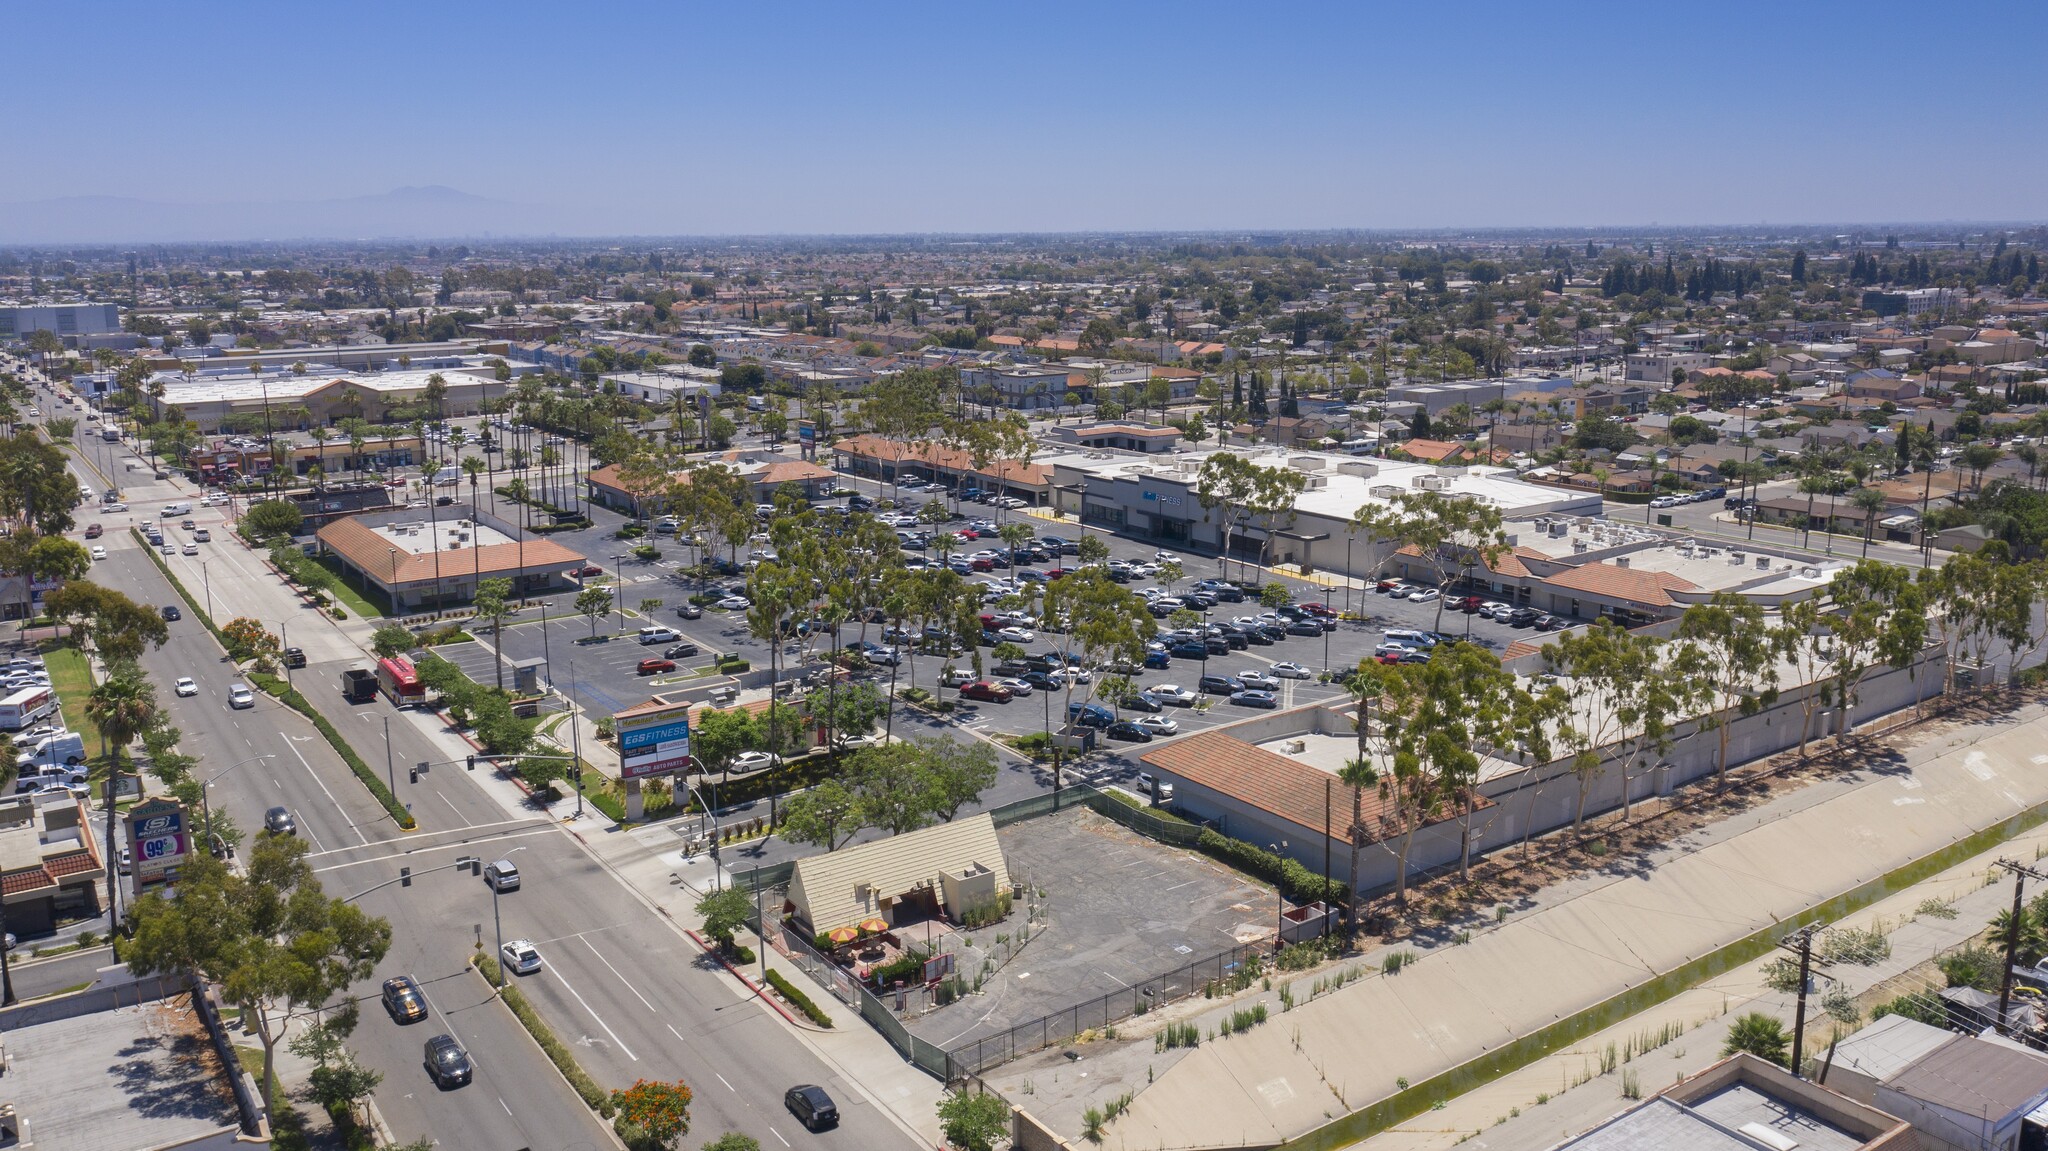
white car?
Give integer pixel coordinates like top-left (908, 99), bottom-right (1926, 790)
top-left (728, 751), bottom-right (780, 774)
top-left (1133, 715), bottom-right (1180, 737)
top-left (994, 677), bottom-right (1034, 698)
top-left (1146, 684), bottom-right (1198, 707)
top-left (1480, 601), bottom-right (1514, 621)
top-left (716, 595), bottom-right (752, 610)
top-left (181, 543), bottom-right (199, 556)
top-left (938, 667), bottom-right (975, 688)
top-left (996, 626), bottom-right (1036, 643)
top-left (1237, 670), bottom-right (1280, 691)
top-left (102, 502), bottom-right (126, 513)
top-left (89, 545), bottom-right (107, 560)
top-left (500, 939), bottom-right (543, 975)
top-left (174, 677), bottom-right (199, 697)
top-left (1269, 662), bottom-right (1314, 679)
top-left (1407, 587), bottom-right (1441, 603)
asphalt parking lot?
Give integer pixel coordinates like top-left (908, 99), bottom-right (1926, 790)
top-left (905, 805), bottom-right (1278, 1050)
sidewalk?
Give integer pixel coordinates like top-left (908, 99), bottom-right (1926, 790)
top-left (997, 698), bottom-right (2048, 1149)
top-left (575, 818), bottom-right (951, 1148)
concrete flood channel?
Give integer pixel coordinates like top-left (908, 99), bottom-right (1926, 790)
top-left (1270, 767), bottom-right (2048, 1151)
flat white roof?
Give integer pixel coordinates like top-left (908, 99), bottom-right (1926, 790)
top-left (363, 515), bottom-right (515, 557)
top-left (147, 364), bottom-right (514, 405)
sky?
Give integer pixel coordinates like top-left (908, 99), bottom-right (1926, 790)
top-left (5, 0), bottom-right (2044, 241)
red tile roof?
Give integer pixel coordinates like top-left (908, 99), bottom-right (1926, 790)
top-left (1140, 728), bottom-right (1475, 846)
top-left (2, 847), bottom-right (101, 896)
top-left (1398, 438), bottom-right (1467, 463)
top-left (1541, 562), bottom-right (1697, 607)
top-left (316, 514), bottom-right (584, 586)
top-left (833, 433), bottom-right (1048, 487)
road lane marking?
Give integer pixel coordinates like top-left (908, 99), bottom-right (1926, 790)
top-left (280, 733), bottom-right (368, 845)
top-left (580, 936), bottom-right (658, 1012)
top-left (499, 1096), bottom-right (513, 1116)
top-left (716, 1072), bottom-right (734, 1092)
top-left (304, 816), bottom-right (547, 859)
top-left (547, 966), bottom-right (638, 1061)
top-left (310, 826), bottom-right (559, 873)
top-left (769, 1126), bottom-right (790, 1147)
top-left (670, 1023), bottom-right (688, 1044)
top-left (295, 811), bottom-right (326, 854)
top-left (437, 790), bottom-right (470, 826)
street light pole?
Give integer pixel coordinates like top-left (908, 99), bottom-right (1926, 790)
top-left (202, 562), bottom-right (213, 622)
top-left (1270, 840), bottom-right (1289, 954)
top-left (488, 847), bottom-right (526, 990)
top-left (200, 754), bottom-right (278, 850)
top-left (276, 618), bottom-right (291, 694)
top-left (567, 653), bottom-right (584, 820)
top-left (382, 715), bottom-right (396, 797)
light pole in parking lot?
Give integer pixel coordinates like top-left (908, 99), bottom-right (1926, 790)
top-left (201, 562), bottom-right (213, 622)
top-left (612, 554), bottom-right (625, 631)
top-left (1322, 588), bottom-right (1332, 675)
top-left (1269, 840), bottom-right (1288, 953)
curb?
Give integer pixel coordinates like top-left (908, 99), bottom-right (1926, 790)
top-left (682, 927), bottom-right (832, 1033)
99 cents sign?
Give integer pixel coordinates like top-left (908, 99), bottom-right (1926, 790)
top-left (125, 798), bottom-right (190, 898)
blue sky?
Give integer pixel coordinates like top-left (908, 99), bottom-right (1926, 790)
top-left (6, 0), bottom-right (2043, 237)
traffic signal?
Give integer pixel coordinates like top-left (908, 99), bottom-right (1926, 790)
top-left (408, 768), bottom-right (418, 784)
top-left (466, 755), bottom-right (476, 771)
top-left (399, 867), bottom-right (412, 888)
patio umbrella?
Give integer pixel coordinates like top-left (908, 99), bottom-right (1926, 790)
top-left (859, 918), bottom-right (889, 935)
top-left (828, 926), bottom-right (859, 945)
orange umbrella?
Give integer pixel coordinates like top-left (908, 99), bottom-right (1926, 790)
top-left (859, 918), bottom-right (889, 935)
top-left (828, 926), bottom-right (859, 945)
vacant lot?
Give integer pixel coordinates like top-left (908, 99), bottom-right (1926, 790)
top-left (906, 806), bottom-right (1277, 1051)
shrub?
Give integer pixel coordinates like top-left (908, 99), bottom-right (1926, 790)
top-left (1195, 828), bottom-right (1347, 905)
top-left (1939, 944), bottom-right (2002, 991)
top-left (764, 969), bottom-right (832, 1027)
top-left (632, 544), bottom-right (660, 561)
top-left (1872, 995), bottom-right (1946, 1027)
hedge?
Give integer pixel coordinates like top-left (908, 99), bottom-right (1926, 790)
top-left (131, 529), bottom-right (229, 649)
top-left (1196, 828), bottom-right (1348, 905)
top-left (472, 953), bottom-right (614, 1116)
top-left (248, 673), bottom-right (416, 830)
top-left (764, 969), bottom-right (833, 1028)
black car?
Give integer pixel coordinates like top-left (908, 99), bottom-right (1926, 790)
top-left (1169, 641), bottom-right (1208, 660)
top-left (1197, 673), bottom-right (1243, 695)
top-left (1285, 620), bottom-right (1323, 637)
top-left (282, 647), bottom-right (306, 669)
top-left (424, 1034), bottom-right (472, 1088)
top-left (1119, 692), bottom-right (1163, 713)
top-left (1218, 630), bottom-right (1248, 650)
top-left (785, 1084), bottom-right (839, 1132)
top-left (1106, 720), bottom-right (1153, 743)
top-left (663, 642), bottom-right (699, 659)
top-left (1508, 607), bottom-right (1541, 627)
top-left (1181, 592), bottom-right (1217, 610)
top-left (160, 604), bottom-right (182, 621)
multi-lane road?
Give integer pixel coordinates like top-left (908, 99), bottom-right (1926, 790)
top-left (36, 386), bottom-right (921, 1149)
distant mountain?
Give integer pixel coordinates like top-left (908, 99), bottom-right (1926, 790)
top-left (0, 186), bottom-right (567, 243)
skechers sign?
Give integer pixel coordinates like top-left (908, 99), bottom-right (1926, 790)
top-left (616, 703), bottom-right (692, 779)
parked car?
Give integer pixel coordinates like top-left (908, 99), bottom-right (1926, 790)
top-left (1136, 772), bottom-right (1175, 801)
top-left (636, 658), bottom-right (675, 675)
top-left (1230, 689), bottom-right (1279, 709)
top-left (1236, 670), bottom-right (1280, 691)
top-left (637, 626), bottom-right (680, 645)
top-left (1106, 720), bottom-right (1153, 743)
top-left (1197, 673), bottom-right (1243, 695)
top-left (1269, 661), bottom-right (1313, 679)
top-left (1133, 715), bottom-right (1179, 737)
top-left (1145, 684), bottom-right (1198, 707)
top-left (1407, 587), bottom-right (1441, 603)
top-left (1117, 692), bottom-right (1162, 713)
top-left (675, 602), bottom-right (703, 619)
top-left (958, 681), bottom-right (1013, 703)
top-left (568, 564), bottom-right (603, 578)
top-left (729, 751), bottom-right (780, 774)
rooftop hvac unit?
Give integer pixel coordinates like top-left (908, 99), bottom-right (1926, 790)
top-left (1573, 540), bottom-right (1589, 553)
top-left (1288, 455), bottom-right (1322, 473)
top-left (1412, 475), bottom-right (1450, 491)
top-left (1800, 566), bottom-right (1821, 579)
top-left (1615, 556), bottom-right (1630, 568)
top-left (1370, 484), bottom-right (1402, 500)
top-left (1756, 555), bottom-right (1771, 570)
top-left (1338, 461), bottom-right (1380, 478)
top-left (1550, 521), bottom-right (1568, 537)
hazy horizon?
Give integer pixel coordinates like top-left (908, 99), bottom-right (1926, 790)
top-left (5, 0), bottom-right (2043, 244)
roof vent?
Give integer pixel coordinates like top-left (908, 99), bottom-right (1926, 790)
top-left (1615, 556), bottom-right (1630, 568)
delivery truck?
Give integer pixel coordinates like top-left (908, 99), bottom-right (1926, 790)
top-left (0, 686), bottom-right (56, 731)
top-left (341, 668), bottom-right (379, 704)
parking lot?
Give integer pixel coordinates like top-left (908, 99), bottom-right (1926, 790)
top-left (472, 612), bottom-right (729, 715)
top-left (904, 805), bottom-right (1278, 1050)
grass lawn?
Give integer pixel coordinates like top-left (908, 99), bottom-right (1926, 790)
top-left (39, 644), bottom-right (101, 747)
top-left (310, 555), bottom-right (387, 618)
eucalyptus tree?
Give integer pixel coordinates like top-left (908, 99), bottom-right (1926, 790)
top-left (1675, 592), bottom-right (1780, 783)
top-left (1352, 490), bottom-right (1508, 632)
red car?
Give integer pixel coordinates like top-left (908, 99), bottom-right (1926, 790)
top-left (1452, 595), bottom-right (1484, 613)
top-left (1297, 602), bottom-right (1337, 618)
top-left (636, 658), bottom-right (675, 676)
top-left (969, 556), bottom-right (995, 572)
top-left (84, 523), bottom-right (103, 539)
top-left (958, 681), bottom-right (1013, 703)
top-left (569, 564), bottom-right (603, 578)
top-left (1045, 568), bottom-right (1070, 580)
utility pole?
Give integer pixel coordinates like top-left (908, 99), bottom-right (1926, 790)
top-left (1777, 925), bottom-right (1831, 1077)
top-left (1994, 859), bottom-right (2047, 1035)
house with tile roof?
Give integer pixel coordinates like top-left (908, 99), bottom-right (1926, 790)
top-left (830, 433), bottom-right (1049, 501)
top-left (586, 452), bottom-right (838, 515)
top-left (0, 791), bottom-right (106, 933)
top-left (314, 510), bottom-right (584, 610)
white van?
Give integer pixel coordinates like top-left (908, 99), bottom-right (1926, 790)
top-left (1383, 628), bottom-right (1436, 649)
top-left (637, 626), bottom-right (680, 645)
top-left (160, 502), bottom-right (193, 517)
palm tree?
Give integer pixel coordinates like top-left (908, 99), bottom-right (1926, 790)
top-left (1851, 487), bottom-right (1890, 557)
top-left (1722, 1013), bottom-right (1789, 1066)
top-left (86, 672), bottom-right (159, 926)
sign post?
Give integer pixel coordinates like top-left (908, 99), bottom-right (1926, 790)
top-left (125, 797), bottom-right (191, 901)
